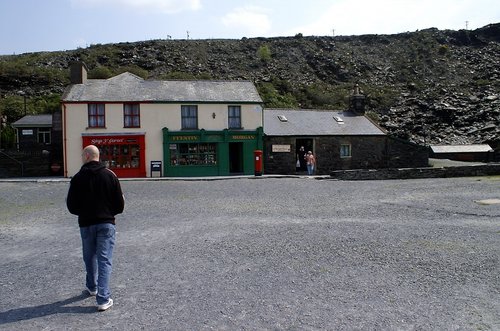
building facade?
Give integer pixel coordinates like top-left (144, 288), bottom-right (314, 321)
top-left (11, 114), bottom-right (52, 150)
top-left (62, 63), bottom-right (263, 178)
top-left (430, 144), bottom-right (494, 162)
top-left (263, 109), bottom-right (428, 175)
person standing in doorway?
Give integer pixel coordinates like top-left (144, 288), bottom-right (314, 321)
top-left (305, 150), bottom-right (316, 175)
top-left (67, 145), bottom-right (124, 312)
top-left (296, 146), bottom-right (306, 172)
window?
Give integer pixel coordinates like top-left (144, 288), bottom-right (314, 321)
top-left (333, 116), bottom-right (344, 124)
top-left (88, 104), bottom-right (105, 128)
top-left (124, 103), bottom-right (140, 128)
top-left (340, 144), bottom-right (351, 158)
top-left (228, 106), bottom-right (242, 129)
top-left (38, 128), bottom-right (51, 144)
top-left (170, 143), bottom-right (217, 166)
top-left (277, 115), bottom-right (288, 122)
top-left (100, 144), bottom-right (140, 169)
top-left (181, 105), bottom-right (198, 129)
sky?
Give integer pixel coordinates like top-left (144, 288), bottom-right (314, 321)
top-left (1, 0), bottom-right (498, 55)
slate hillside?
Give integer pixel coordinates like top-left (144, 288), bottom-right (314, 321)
top-left (0, 23), bottom-right (499, 148)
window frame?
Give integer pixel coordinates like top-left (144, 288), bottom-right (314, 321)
top-left (228, 105), bottom-right (242, 129)
top-left (88, 103), bottom-right (105, 128)
top-left (37, 127), bottom-right (51, 144)
top-left (124, 103), bottom-right (141, 128)
top-left (181, 105), bottom-right (198, 130)
top-left (340, 144), bottom-right (352, 158)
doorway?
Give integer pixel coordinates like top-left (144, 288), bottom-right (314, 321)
top-left (296, 139), bottom-right (313, 172)
top-left (229, 142), bottom-right (243, 174)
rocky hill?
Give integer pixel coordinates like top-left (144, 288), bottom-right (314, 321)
top-left (1, 23), bottom-right (499, 148)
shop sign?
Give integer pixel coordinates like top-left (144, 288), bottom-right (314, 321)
top-left (172, 136), bottom-right (198, 141)
top-left (169, 144), bottom-right (177, 150)
top-left (22, 129), bottom-right (33, 135)
top-left (231, 135), bottom-right (255, 140)
top-left (272, 144), bottom-right (291, 152)
top-left (151, 161), bottom-right (162, 177)
top-left (151, 161), bottom-right (162, 171)
top-left (90, 137), bottom-right (126, 145)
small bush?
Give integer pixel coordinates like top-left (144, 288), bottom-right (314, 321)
top-left (257, 44), bottom-right (272, 62)
top-left (438, 44), bottom-right (449, 55)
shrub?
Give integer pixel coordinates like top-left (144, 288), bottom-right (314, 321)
top-left (438, 44), bottom-right (449, 55)
top-left (257, 44), bottom-right (272, 62)
top-left (88, 66), bottom-right (113, 79)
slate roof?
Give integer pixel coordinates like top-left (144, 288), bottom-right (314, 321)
top-left (12, 114), bottom-right (52, 128)
top-left (62, 72), bottom-right (263, 103)
top-left (431, 144), bottom-right (493, 153)
top-left (264, 109), bottom-right (386, 136)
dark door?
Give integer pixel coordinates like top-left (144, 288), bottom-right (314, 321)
top-left (229, 142), bottom-right (243, 174)
top-left (296, 139), bottom-right (313, 171)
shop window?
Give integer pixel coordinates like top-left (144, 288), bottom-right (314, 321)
top-left (88, 103), bottom-right (105, 128)
top-left (228, 106), bottom-right (241, 129)
top-left (38, 128), bottom-right (51, 144)
top-left (181, 105), bottom-right (198, 129)
top-left (124, 103), bottom-right (140, 128)
top-left (170, 143), bottom-right (216, 166)
top-left (340, 144), bottom-right (351, 158)
top-left (99, 144), bottom-right (140, 169)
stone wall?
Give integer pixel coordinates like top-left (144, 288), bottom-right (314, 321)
top-left (264, 135), bottom-right (429, 175)
top-left (330, 164), bottom-right (500, 180)
top-left (386, 136), bottom-right (429, 168)
top-left (0, 152), bottom-right (52, 178)
top-left (264, 137), bottom-right (296, 174)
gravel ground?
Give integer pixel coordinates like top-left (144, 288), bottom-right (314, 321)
top-left (0, 176), bottom-right (499, 330)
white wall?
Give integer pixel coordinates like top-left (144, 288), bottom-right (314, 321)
top-left (63, 103), bottom-right (263, 177)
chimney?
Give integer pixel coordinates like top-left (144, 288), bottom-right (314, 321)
top-left (349, 83), bottom-right (366, 115)
top-left (70, 62), bottom-right (88, 84)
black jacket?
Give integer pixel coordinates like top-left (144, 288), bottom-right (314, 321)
top-left (67, 161), bottom-right (124, 227)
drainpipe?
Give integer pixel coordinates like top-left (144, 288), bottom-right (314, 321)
top-left (62, 103), bottom-right (68, 178)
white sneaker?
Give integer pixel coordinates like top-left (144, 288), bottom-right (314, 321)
top-left (97, 299), bottom-right (113, 311)
top-left (87, 288), bottom-right (97, 296)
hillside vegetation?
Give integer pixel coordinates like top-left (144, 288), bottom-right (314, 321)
top-left (0, 23), bottom-right (499, 149)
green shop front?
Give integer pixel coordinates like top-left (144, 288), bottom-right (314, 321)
top-left (163, 128), bottom-right (263, 177)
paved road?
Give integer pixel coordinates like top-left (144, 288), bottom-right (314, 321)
top-left (0, 177), bottom-right (499, 330)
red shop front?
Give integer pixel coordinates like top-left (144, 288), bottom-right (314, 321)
top-left (82, 133), bottom-right (146, 178)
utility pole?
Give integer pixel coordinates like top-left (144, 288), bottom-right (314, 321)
top-left (465, 21), bottom-right (469, 30)
top-left (18, 90), bottom-right (27, 115)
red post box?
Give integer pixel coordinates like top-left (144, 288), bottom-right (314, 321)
top-left (254, 150), bottom-right (263, 176)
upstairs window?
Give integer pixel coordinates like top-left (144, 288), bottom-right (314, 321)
top-left (88, 103), bottom-right (105, 128)
top-left (124, 103), bottom-right (140, 128)
top-left (228, 106), bottom-right (242, 129)
top-left (181, 105), bottom-right (198, 129)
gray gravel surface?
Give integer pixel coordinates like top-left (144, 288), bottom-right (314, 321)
top-left (0, 176), bottom-right (499, 330)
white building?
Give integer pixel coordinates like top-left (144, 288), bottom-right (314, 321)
top-left (62, 63), bottom-right (263, 177)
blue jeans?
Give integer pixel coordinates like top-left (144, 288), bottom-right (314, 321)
top-left (307, 164), bottom-right (314, 175)
top-left (80, 223), bottom-right (115, 305)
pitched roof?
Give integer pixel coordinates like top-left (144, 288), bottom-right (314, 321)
top-left (11, 114), bottom-right (52, 128)
top-left (431, 144), bottom-right (493, 153)
top-left (62, 72), bottom-right (263, 103)
top-left (264, 109), bottom-right (386, 136)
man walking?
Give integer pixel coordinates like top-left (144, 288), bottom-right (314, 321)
top-left (67, 145), bottom-right (124, 312)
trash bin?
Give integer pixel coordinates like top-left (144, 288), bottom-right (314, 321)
top-left (254, 150), bottom-right (263, 176)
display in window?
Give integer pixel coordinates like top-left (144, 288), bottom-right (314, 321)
top-left (99, 144), bottom-right (140, 169)
top-left (171, 143), bottom-right (216, 166)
